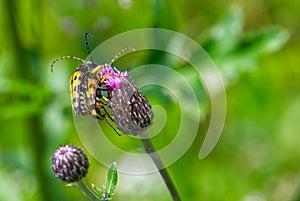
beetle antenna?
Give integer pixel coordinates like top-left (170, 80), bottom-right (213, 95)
top-left (85, 32), bottom-right (94, 62)
top-left (50, 56), bottom-right (85, 72)
top-left (109, 47), bottom-right (135, 66)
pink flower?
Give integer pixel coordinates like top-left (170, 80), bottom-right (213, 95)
top-left (102, 65), bottom-right (129, 90)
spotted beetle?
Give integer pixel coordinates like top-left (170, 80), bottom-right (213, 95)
top-left (50, 33), bottom-right (127, 134)
top-left (51, 33), bottom-right (101, 119)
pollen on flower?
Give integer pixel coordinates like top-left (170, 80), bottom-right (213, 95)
top-left (102, 64), bottom-right (129, 90)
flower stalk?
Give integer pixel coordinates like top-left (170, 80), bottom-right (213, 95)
top-left (77, 179), bottom-right (102, 201)
top-left (140, 132), bottom-right (182, 201)
top-left (100, 63), bottom-right (181, 200)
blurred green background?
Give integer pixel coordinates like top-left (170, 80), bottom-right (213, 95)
top-left (0, 0), bottom-right (299, 201)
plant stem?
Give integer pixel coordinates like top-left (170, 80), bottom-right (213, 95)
top-left (140, 132), bottom-right (182, 201)
top-left (77, 179), bottom-right (102, 201)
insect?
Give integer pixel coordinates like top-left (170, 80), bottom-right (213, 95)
top-left (50, 33), bottom-right (132, 134)
top-left (51, 33), bottom-right (100, 119)
top-left (92, 48), bottom-right (136, 122)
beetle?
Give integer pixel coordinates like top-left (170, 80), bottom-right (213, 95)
top-left (50, 33), bottom-right (123, 134)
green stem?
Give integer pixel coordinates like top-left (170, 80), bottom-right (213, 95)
top-left (77, 179), bottom-right (102, 201)
top-left (140, 132), bottom-right (181, 201)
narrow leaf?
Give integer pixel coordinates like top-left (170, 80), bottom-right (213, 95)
top-left (66, 183), bottom-right (80, 189)
top-left (241, 26), bottom-right (289, 56)
top-left (103, 162), bottom-right (118, 198)
top-left (92, 183), bottom-right (103, 197)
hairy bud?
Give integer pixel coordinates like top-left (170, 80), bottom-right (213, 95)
top-left (51, 144), bottom-right (89, 183)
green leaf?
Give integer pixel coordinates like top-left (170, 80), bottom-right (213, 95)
top-left (0, 77), bottom-right (52, 119)
top-left (66, 183), bottom-right (80, 189)
top-left (240, 25), bottom-right (289, 56)
top-left (221, 26), bottom-right (289, 82)
top-left (0, 78), bottom-right (50, 97)
top-left (0, 102), bottom-right (41, 120)
top-left (200, 6), bottom-right (289, 84)
top-left (201, 6), bottom-right (243, 56)
top-left (152, 0), bottom-right (175, 29)
top-left (103, 162), bottom-right (118, 198)
top-left (92, 183), bottom-right (103, 198)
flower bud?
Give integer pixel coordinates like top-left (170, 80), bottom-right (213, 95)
top-left (102, 65), bottom-right (154, 135)
top-left (51, 144), bottom-right (89, 183)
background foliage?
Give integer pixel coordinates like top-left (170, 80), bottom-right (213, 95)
top-left (0, 0), bottom-right (299, 201)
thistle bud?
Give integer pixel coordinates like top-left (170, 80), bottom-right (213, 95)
top-left (103, 65), bottom-right (154, 135)
top-left (51, 144), bottom-right (89, 183)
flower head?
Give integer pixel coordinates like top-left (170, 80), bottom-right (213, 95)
top-left (51, 144), bottom-right (89, 183)
top-left (102, 64), bottom-right (129, 89)
top-left (108, 76), bottom-right (154, 135)
top-left (99, 64), bottom-right (153, 135)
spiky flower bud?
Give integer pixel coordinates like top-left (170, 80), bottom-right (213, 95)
top-left (51, 144), bottom-right (89, 183)
top-left (102, 65), bottom-right (154, 135)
